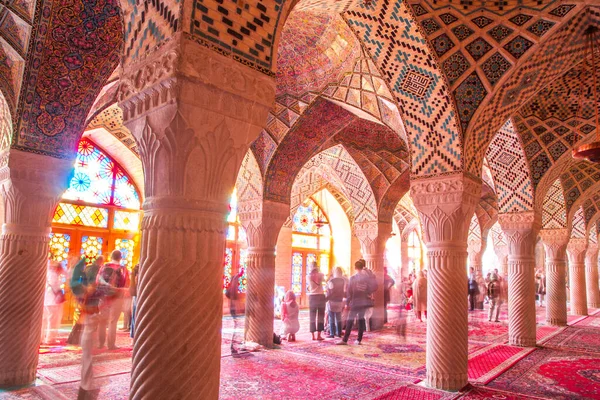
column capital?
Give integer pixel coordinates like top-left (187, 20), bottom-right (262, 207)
top-left (540, 229), bottom-right (569, 260)
top-left (567, 238), bottom-right (588, 264)
top-left (354, 220), bottom-right (392, 255)
top-left (498, 212), bottom-right (540, 258)
top-left (410, 173), bottom-right (480, 246)
top-left (118, 35), bottom-right (275, 124)
top-left (586, 243), bottom-right (599, 263)
top-left (240, 200), bottom-right (289, 248)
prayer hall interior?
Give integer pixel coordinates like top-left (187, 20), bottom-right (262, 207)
top-left (3, 0), bottom-right (600, 398)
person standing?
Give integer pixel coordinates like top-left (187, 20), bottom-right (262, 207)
top-left (536, 269), bottom-right (546, 307)
top-left (96, 250), bottom-right (128, 350)
top-left (226, 269), bottom-right (243, 354)
top-left (383, 268), bottom-right (395, 324)
top-left (326, 267), bottom-right (345, 338)
top-left (412, 271), bottom-right (427, 322)
top-left (487, 273), bottom-right (501, 322)
top-left (129, 263), bottom-right (139, 338)
top-left (42, 261), bottom-right (65, 344)
top-left (336, 259), bottom-right (378, 345)
top-left (280, 290), bottom-right (300, 342)
top-left (468, 267), bottom-right (478, 311)
top-left (307, 263), bottom-right (326, 341)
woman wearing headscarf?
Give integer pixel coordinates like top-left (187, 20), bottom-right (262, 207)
top-left (307, 262), bottom-right (326, 340)
top-left (412, 271), bottom-right (428, 322)
top-left (280, 290), bottom-right (300, 341)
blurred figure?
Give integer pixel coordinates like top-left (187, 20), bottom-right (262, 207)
top-left (129, 263), bottom-right (139, 338)
top-left (487, 273), bottom-right (501, 322)
top-left (280, 290), bottom-right (300, 341)
top-left (326, 267), bottom-right (345, 338)
top-left (468, 267), bottom-right (478, 311)
top-left (67, 255), bottom-right (88, 345)
top-left (364, 269), bottom-right (375, 331)
top-left (536, 269), bottom-right (546, 307)
top-left (336, 259), bottom-right (378, 346)
top-left (226, 269), bottom-right (243, 354)
top-left (76, 256), bottom-right (104, 399)
top-left (383, 268), bottom-right (395, 324)
top-left (42, 261), bottom-right (65, 344)
top-left (119, 267), bottom-right (132, 332)
top-left (307, 263), bottom-right (326, 341)
top-left (412, 271), bottom-right (427, 322)
top-left (96, 250), bottom-right (128, 350)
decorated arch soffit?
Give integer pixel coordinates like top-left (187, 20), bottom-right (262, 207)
top-left (485, 119), bottom-right (534, 213)
top-left (570, 205), bottom-right (586, 240)
top-left (235, 149), bottom-right (264, 210)
top-left (490, 221), bottom-right (507, 248)
top-left (11, 0), bottom-right (123, 158)
top-left (0, 91), bottom-right (12, 151)
top-left (542, 178), bottom-right (567, 230)
top-left (86, 104), bottom-right (139, 158)
top-left (460, 4), bottom-right (596, 175)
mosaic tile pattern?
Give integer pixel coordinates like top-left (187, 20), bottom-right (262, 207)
top-left (345, 0), bottom-right (463, 176)
top-left (560, 162), bottom-right (600, 213)
top-left (488, 25), bottom-right (514, 42)
top-left (527, 19), bottom-right (556, 37)
top-left (443, 51), bottom-right (471, 85)
top-left (276, 11), bottom-right (360, 96)
top-left (0, 10), bottom-right (26, 111)
top-left (571, 206), bottom-right (586, 239)
top-left (432, 33), bottom-right (455, 57)
top-left (503, 35), bottom-right (534, 59)
top-left (490, 221), bottom-right (507, 247)
top-left (0, 90), bottom-right (11, 150)
top-left (542, 178), bottom-right (567, 229)
top-left (481, 52), bottom-right (512, 86)
top-left (469, 213), bottom-right (482, 242)
top-left (87, 104), bottom-right (138, 157)
top-left (454, 73), bottom-right (487, 133)
top-left (583, 193), bottom-right (600, 226)
top-left (250, 130), bottom-right (278, 175)
top-left (464, 4), bottom-right (588, 176)
top-left (465, 38), bottom-right (492, 61)
top-left (486, 120), bottom-right (533, 213)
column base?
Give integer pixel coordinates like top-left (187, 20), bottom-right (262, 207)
top-left (0, 367), bottom-right (36, 388)
top-left (509, 336), bottom-right (536, 347)
top-left (426, 371), bottom-right (467, 391)
top-left (545, 318), bottom-right (567, 327)
top-left (588, 303), bottom-right (600, 309)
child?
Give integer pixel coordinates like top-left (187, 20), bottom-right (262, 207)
top-left (280, 290), bottom-right (300, 342)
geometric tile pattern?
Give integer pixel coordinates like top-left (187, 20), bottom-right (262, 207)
top-left (560, 161), bottom-right (600, 213)
top-left (0, 5), bottom-right (29, 111)
top-left (265, 93), bottom-right (316, 143)
top-left (465, 38), bottom-right (493, 61)
top-left (481, 52), bottom-right (512, 86)
top-left (485, 120), bottom-right (534, 213)
top-left (276, 11), bottom-right (360, 96)
top-left (251, 130), bottom-right (278, 175)
top-left (468, 213), bottom-right (482, 242)
top-left (542, 178), bottom-right (567, 229)
top-left (454, 73), bottom-right (487, 133)
top-left (235, 149), bottom-right (264, 204)
top-left (0, 90), bottom-right (11, 150)
top-left (571, 206), bottom-right (586, 239)
top-left (463, 4), bottom-right (588, 175)
top-left (87, 104), bottom-right (138, 157)
top-left (345, 0), bottom-right (463, 176)
top-left (490, 221), bottom-right (507, 247)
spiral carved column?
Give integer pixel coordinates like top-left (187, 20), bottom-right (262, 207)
top-left (239, 200), bottom-right (288, 348)
top-left (356, 221), bottom-right (390, 331)
top-left (0, 151), bottom-right (71, 387)
top-left (499, 212), bottom-right (540, 347)
top-left (411, 174), bottom-right (480, 391)
top-left (585, 244), bottom-right (599, 308)
top-left (540, 229), bottom-right (568, 326)
top-left (567, 239), bottom-right (588, 316)
top-left (119, 40), bottom-right (275, 399)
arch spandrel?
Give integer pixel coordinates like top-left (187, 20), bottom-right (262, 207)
top-left (236, 149), bottom-right (264, 206)
top-left (542, 178), bottom-right (567, 230)
top-left (571, 206), bottom-right (587, 240)
top-left (463, 5), bottom-right (598, 176)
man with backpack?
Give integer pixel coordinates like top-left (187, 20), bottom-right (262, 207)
top-left (336, 259), bottom-right (378, 345)
top-left (96, 250), bottom-right (129, 350)
top-left (487, 273), bottom-right (501, 322)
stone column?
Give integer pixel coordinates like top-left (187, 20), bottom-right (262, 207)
top-left (119, 40), bottom-right (274, 399)
top-left (494, 245), bottom-right (509, 280)
top-left (539, 229), bottom-right (569, 326)
top-left (499, 212), bottom-right (540, 347)
top-left (400, 233), bottom-right (410, 278)
top-left (567, 239), bottom-right (588, 316)
top-left (410, 174), bottom-right (480, 391)
top-left (239, 200), bottom-right (288, 347)
top-left (468, 238), bottom-right (485, 309)
top-left (585, 243), bottom-right (600, 308)
top-left (355, 221), bottom-right (391, 330)
top-left (0, 151), bottom-right (71, 387)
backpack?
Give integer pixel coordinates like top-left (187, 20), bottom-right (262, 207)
top-left (487, 282), bottom-right (499, 299)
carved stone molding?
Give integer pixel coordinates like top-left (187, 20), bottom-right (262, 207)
top-left (585, 244), bottom-right (600, 308)
top-left (498, 212), bottom-right (540, 258)
top-left (539, 229), bottom-right (569, 260)
top-left (410, 174), bottom-right (480, 246)
top-left (567, 238), bottom-right (588, 264)
top-left (354, 221), bottom-right (392, 256)
top-left (239, 200), bottom-right (289, 248)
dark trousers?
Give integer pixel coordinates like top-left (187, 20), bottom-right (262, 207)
top-left (343, 306), bottom-right (366, 343)
top-left (468, 290), bottom-right (476, 311)
top-left (309, 294), bottom-right (326, 333)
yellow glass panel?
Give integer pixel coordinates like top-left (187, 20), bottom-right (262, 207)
top-left (114, 210), bottom-right (141, 231)
top-left (292, 234), bottom-right (318, 249)
top-left (53, 203), bottom-right (108, 228)
top-left (115, 238), bottom-right (135, 272)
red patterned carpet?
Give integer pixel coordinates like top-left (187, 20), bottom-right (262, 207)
top-left (2, 307), bottom-right (600, 399)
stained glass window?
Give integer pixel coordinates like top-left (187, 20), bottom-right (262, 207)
top-left (53, 203), bottom-right (109, 228)
top-left (291, 252), bottom-right (303, 296)
top-left (227, 188), bottom-right (238, 223)
top-left (114, 210), bottom-right (140, 231)
top-left (226, 225), bottom-right (236, 241)
top-left (48, 233), bottom-right (71, 268)
top-left (80, 236), bottom-right (104, 264)
top-left (223, 248), bottom-right (233, 294)
top-left (292, 234), bottom-right (319, 249)
top-left (63, 138), bottom-right (140, 209)
top-left (115, 238), bottom-right (135, 272)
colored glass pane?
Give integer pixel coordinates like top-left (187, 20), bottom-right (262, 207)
top-left (48, 233), bottom-right (71, 268)
top-left (238, 225), bottom-right (247, 244)
top-left (292, 234), bottom-right (319, 249)
top-left (307, 254), bottom-right (317, 273)
top-left (114, 210), bottom-right (141, 231)
top-left (80, 236), bottom-right (104, 264)
top-left (223, 248), bottom-right (233, 293)
top-left (238, 248), bottom-right (247, 293)
top-left (227, 189), bottom-right (238, 223)
top-left (115, 238), bottom-right (135, 272)
top-left (227, 225), bottom-right (236, 241)
top-left (291, 252), bottom-right (303, 296)
top-left (53, 203), bottom-right (109, 228)
top-left (63, 138), bottom-right (140, 209)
